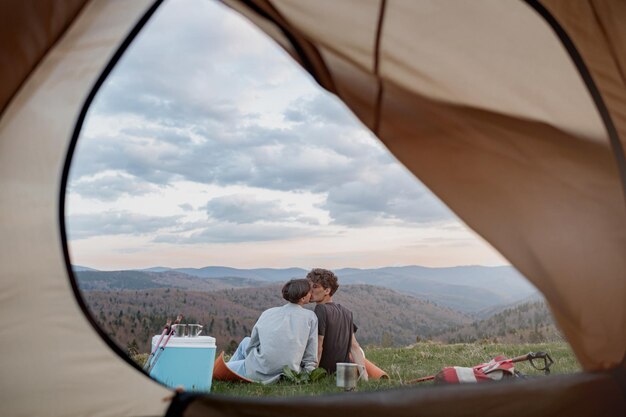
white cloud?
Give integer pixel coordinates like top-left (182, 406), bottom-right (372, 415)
top-left (205, 194), bottom-right (320, 225)
top-left (68, 171), bottom-right (161, 201)
top-left (67, 211), bottom-right (183, 240)
top-left (154, 222), bottom-right (317, 244)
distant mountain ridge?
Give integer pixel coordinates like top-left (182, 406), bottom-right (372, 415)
top-left (75, 270), bottom-right (270, 292)
top-left (72, 265), bottom-right (98, 272)
top-left (73, 264), bottom-right (537, 313)
top-left (336, 266), bottom-right (537, 313)
top-left (174, 266), bottom-right (306, 281)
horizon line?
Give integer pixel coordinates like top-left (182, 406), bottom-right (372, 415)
top-left (72, 263), bottom-right (512, 272)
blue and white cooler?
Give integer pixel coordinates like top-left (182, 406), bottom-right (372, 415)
top-left (149, 334), bottom-right (216, 392)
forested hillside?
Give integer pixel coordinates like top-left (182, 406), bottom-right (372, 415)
top-left (432, 300), bottom-right (562, 344)
top-left (81, 284), bottom-right (471, 354)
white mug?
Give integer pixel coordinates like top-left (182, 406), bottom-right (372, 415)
top-left (336, 362), bottom-right (366, 391)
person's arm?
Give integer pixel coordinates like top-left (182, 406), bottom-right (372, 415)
top-left (317, 335), bottom-right (324, 363)
top-left (302, 317), bottom-right (318, 372)
top-left (350, 334), bottom-right (368, 381)
top-left (245, 324), bottom-right (261, 356)
top-left (313, 304), bottom-right (326, 364)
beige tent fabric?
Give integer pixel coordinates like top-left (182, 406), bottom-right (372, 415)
top-left (0, 0), bottom-right (88, 116)
top-left (0, 1), bottom-right (625, 416)
top-left (272, 0), bottom-right (381, 72)
top-left (0, 1), bottom-right (170, 416)
top-left (228, 0), bottom-right (626, 370)
top-left (541, 0), bottom-right (626, 163)
top-left (270, 0), bottom-right (608, 142)
top-left (379, 0), bottom-right (607, 143)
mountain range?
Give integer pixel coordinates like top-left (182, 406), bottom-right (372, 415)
top-left (74, 265), bottom-right (538, 313)
top-left (73, 264), bottom-right (559, 353)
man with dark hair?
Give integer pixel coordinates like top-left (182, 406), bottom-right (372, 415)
top-left (306, 268), bottom-right (368, 380)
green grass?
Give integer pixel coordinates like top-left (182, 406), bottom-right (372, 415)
top-left (210, 342), bottom-right (581, 397)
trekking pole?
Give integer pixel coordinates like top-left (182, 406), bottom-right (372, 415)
top-left (477, 352), bottom-right (554, 374)
top-left (147, 314), bottom-right (183, 375)
top-left (407, 375), bottom-right (435, 383)
top-left (143, 318), bottom-right (172, 371)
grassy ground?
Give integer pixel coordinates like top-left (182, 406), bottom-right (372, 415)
top-left (208, 342), bottom-right (580, 397)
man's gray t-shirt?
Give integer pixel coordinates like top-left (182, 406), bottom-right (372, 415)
top-left (314, 303), bottom-right (357, 373)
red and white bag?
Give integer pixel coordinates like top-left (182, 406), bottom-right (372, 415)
top-left (434, 356), bottom-right (516, 384)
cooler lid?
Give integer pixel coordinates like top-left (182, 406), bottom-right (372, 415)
top-left (151, 335), bottom-right (216, 349)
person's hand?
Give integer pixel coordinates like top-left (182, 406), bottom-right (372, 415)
top-left (360, 368), bottom-right (369, 382)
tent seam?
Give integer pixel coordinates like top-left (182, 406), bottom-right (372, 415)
top-left (58, 0), bottom-right (170, 388)
top-left (588, 0), bottom-right (626, 90)
top-left (373, 0), bottom-right (387, 135)
top-left (524, 0), bottom-right (626, 205)
top-left (238, 0), bottom-right (337, 94)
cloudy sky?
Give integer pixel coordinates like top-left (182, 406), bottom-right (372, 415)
top-left (65, 0), bottom-right (507, 270)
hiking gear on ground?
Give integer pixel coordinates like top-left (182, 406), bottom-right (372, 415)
top-left (147, 314), bottom-right (183, 374)
top-left (143, 319), bottom-right (171, 372)
top-left (408, 352), bottom-right (554, 384)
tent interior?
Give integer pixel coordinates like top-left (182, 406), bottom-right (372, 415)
top-left (0, 0), bottom-right (624, 416)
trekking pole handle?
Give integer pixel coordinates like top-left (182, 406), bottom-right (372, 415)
top-left (161, 315), bottom-right (183, 348)
top-left (528, 352), bottom-right (554, 374)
